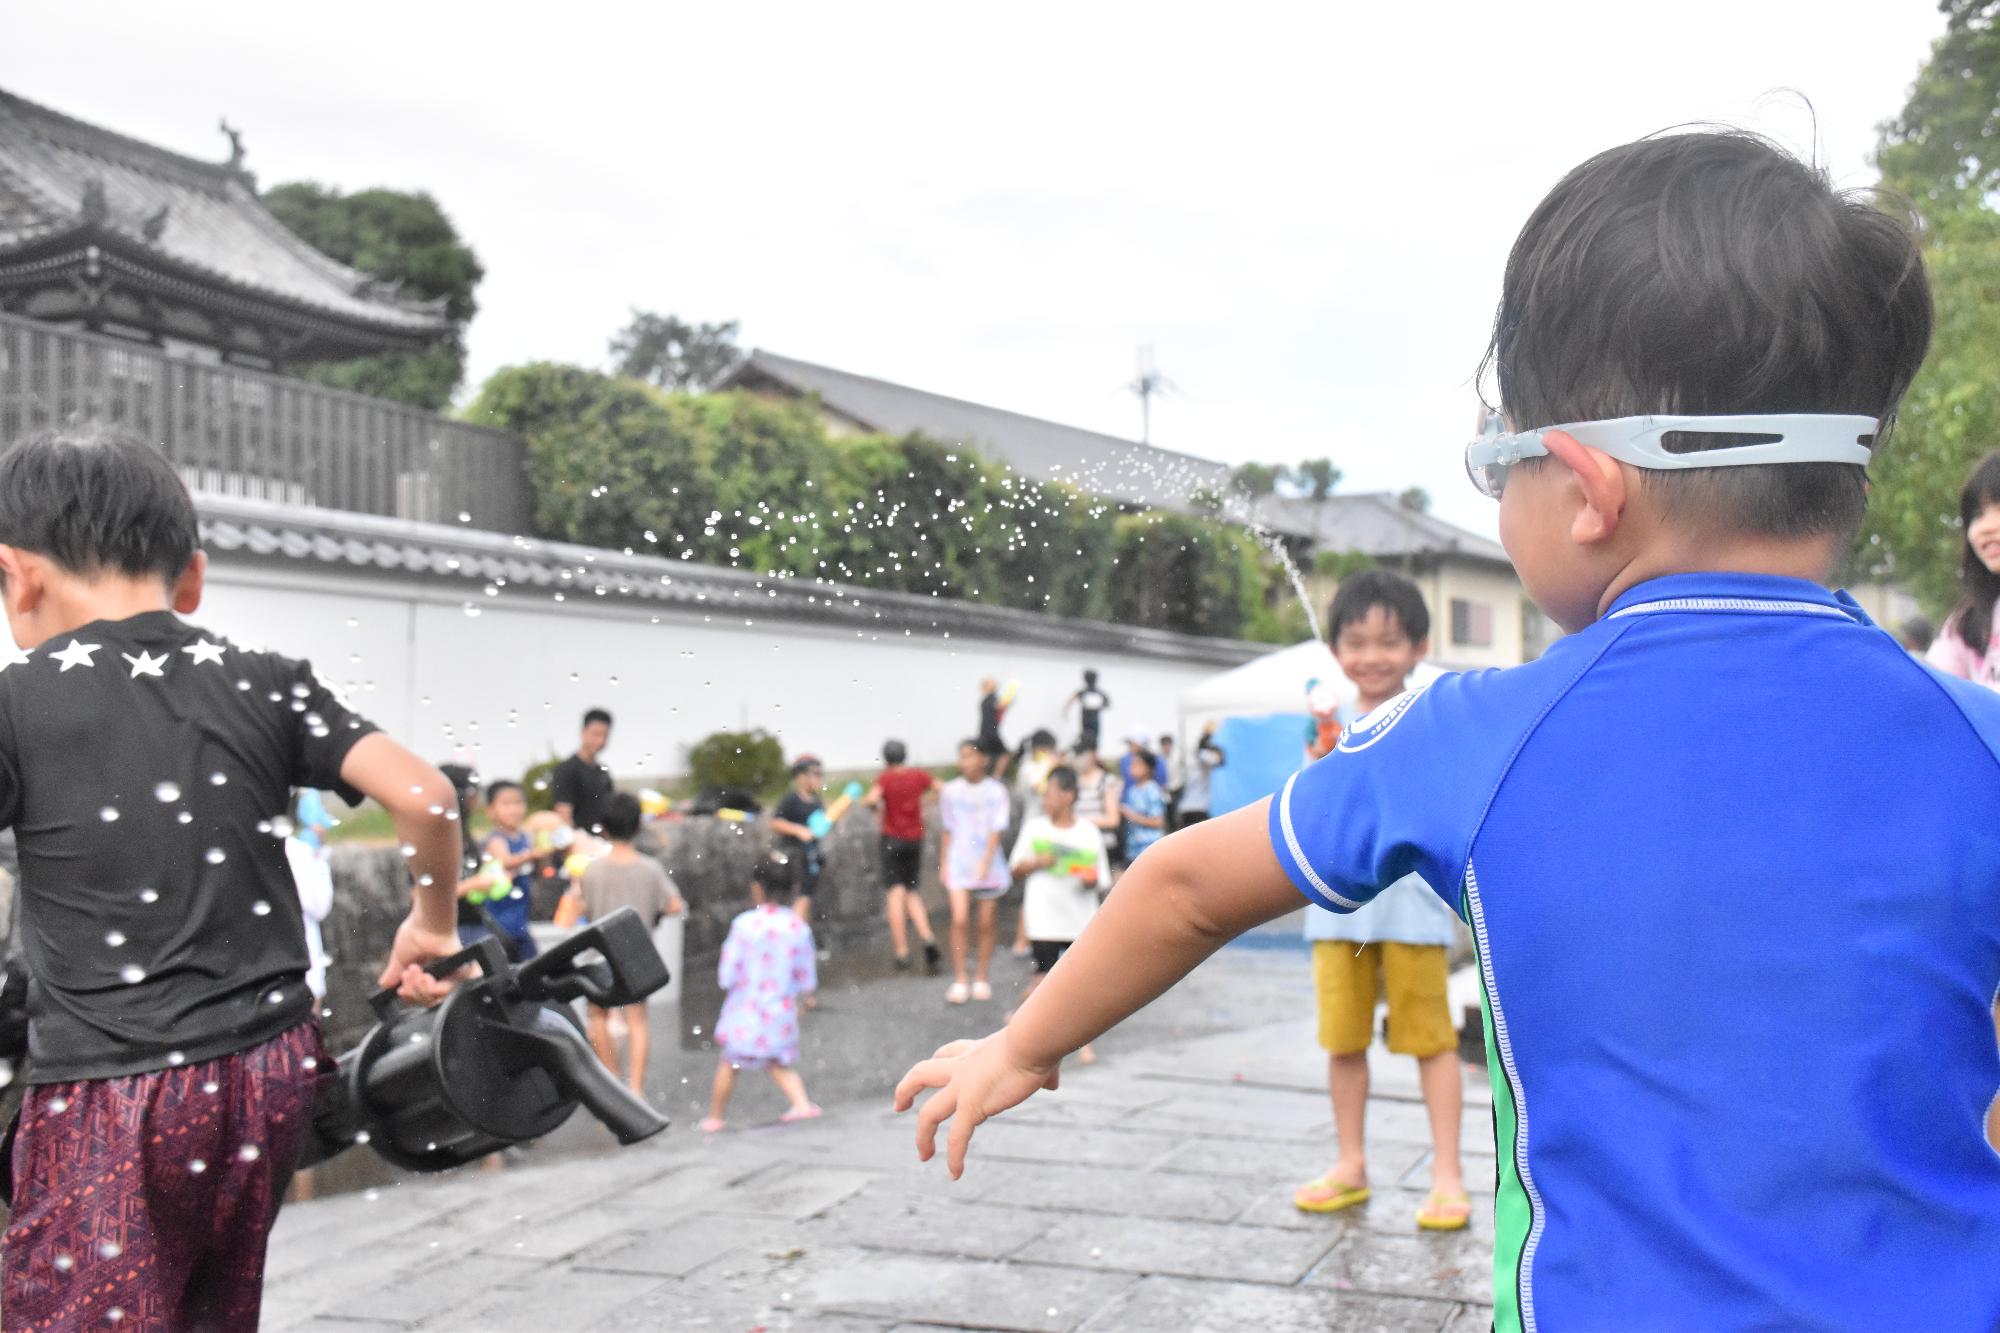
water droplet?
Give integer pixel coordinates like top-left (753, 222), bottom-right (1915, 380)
top-left (188, 1158), bottom-right (206, 1174)
top-left (107, 1308), bottom-right (125, 1324)
top-left (98, 1241), bottom-right (122, 1261)
top-left (99, 806), bottom-right (119, 823)
top-left (355, 1131), bottom-right (372, 1146)
top-left (176, 812), bottom-right (192, 825)
top-left (209, 772), bottom-right (227, 786)
top-left (153, 782), bottom-right (181, 803)
top-left (48, 1097), bottom-right (68, 1113)
top-left (52, 1252), bottom-right (72, 1273)
top-left (204, 848), bottom-right (226, 865)
top-left (237, 1143), bottom-right (261, 1162)
top-left (251, 900), bottom-right (270, 916)
top-left (202, 1081), bottom-right (219, 1095)
top-left (302, 1056), bottom-right (317, 1071)
top-left (138, 889), bottom-right (159, 905)
top-left (166, 1051), bottom-right (185, 1067)
top-left (104, 931), bottom-right (126, 948)
top-left (119, 965), bottom-right (146, 984)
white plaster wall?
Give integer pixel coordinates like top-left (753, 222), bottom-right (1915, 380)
top-left (194, 562), bottom-right (1225, 779)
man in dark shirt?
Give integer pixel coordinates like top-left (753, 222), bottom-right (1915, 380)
top-left (551, 707), bottom-right (615, 834)
top-left (0, 427), bottom-right (462, 1328)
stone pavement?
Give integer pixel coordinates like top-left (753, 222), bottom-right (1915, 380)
top-left (264, 944), bottom-right (1495, 1332)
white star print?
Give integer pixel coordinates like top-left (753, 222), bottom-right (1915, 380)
top-left (181, 640), bottom-right (226, 666)
top-left (50, 640), bottom-right (100, 672)
top-left (0, 640), bottom-right (28, 672)
top-left (122, 650), bottom-right (167, 679)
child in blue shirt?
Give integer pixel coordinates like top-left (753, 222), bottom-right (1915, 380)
top-left (899, 131), bottom-right (2000, 1331)
top-left (1116, 751), bottom-right (1166, 864)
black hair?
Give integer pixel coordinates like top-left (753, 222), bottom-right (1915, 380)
top-left (1326, 567), bottom-right (1431, 645)
top-left (1029, 728), bottom-right (1057, 751)
top-left (1046, 765), bottom-right (1078, 795)
top-left (1157, 733), bottom-right (1174, 748)
top-left (0, 425), bottom-right (198, 582)
top-left (600, 791), bottom-right (643, 842)
top-left (958, 737), bottom-right (985, 755)
top-left (1082, 669), bottom-right (1098, 684)
top-left (882, 739), bottom-right (908, 765)
top-left (1951, 453), bottom-right (2000, 652)
top-left (1130, 751), bottom-right (1155, 776)
top-left (751, 852), bottom-right (797, 902)
top-left (1899, 614), bottom-right (1936, 654)
top-left (582, 708), bottom-right (614, 730)
top-left (790, 755), bottom-right (822, 778)
top-left (484, 778), bottom-right (522, 805)
top-left (1482, 130), bottom-right (1932, 544)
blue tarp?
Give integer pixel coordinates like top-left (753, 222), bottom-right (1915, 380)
top-left (1208, 712), bottom-right (1310, 816)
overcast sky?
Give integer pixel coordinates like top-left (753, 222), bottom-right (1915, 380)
top-left (4, 2), bottom-right (1945, 539)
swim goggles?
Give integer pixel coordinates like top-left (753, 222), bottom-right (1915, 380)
top-left (1463, 414), bottom-right (1879, 500)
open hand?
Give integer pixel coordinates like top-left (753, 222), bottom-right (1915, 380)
top-left (377, 913), bottom-right (464, 1005)
top-left (892, 1032), bottom-right (1061, 1179)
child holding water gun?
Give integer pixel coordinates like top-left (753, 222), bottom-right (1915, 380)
top-left (1007, 765), bottom-right (1109, 1063)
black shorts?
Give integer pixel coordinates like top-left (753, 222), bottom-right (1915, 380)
top-left (880, 836), bottom-right (923, 888)
top-left (1030, 940), bottom-right (1071, 974)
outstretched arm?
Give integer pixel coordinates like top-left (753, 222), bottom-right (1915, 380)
top-left (339, 734), bottom-right (462, 1003)
top-left (894, 799), bottom-right (1299, 1175)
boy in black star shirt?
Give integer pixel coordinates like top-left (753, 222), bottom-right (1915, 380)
top-left (0, 427), bottom-right (462, 1329)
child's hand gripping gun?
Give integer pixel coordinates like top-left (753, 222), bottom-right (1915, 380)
top-left (298, 908), bottom-right (672, 1172)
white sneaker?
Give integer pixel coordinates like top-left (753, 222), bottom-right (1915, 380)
top-left (971, 980), bottom-right (993, 1002)
top-left (945, 981), bottom-right (970, 1004)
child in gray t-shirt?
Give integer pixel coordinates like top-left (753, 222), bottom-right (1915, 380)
top-left (578, 794), bottom-right (684, 1094)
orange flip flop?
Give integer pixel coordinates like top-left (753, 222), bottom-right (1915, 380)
top-left (1293, 1174), bottom-right (1371, 1214)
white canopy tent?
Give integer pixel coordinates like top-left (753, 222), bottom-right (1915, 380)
top-left (1176, 641), bottom-right (1455, 815)
top-left (1177, 639), bottom-right (1451, 740)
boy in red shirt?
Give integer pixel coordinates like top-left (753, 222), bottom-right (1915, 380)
top-left (863, 739), bottom-right (941, 973)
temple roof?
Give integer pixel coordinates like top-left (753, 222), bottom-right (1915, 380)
top-left (0, 88), bottom-right (448, 341)
top-left (726, 349), bottom-right (1512, 566)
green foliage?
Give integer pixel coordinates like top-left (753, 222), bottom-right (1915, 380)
top-left (686, 729), bottom-right (788, 798)
top-left (467, 361), bottom-right (1297, 639)
top-left (1231, 462), bottom-right (1280, 499)
top-left (520, 755), bottom-right (562, 814)
top-left (1107, 512), bottom-right (1265, 638)
top-left (263, 183), bottom-right (483, 410)
top-left (1287, 458), bottom-right (1342, 500)
top-left (1313, 548), bottom-right (1377, 579)
top-left (1398, 486), bottom-right (1432, 514)
top-left (609, 310), bottom-right (743, 390)
top-left (1859, 2), bottom-right (2000, 611)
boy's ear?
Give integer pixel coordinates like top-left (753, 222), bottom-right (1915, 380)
top-left (0, 545), bottom-right (44, 618)
top-left (171, 551), bottom-right (207, 615)
top-left (1540, 429), bottom-right (1629, 545)
top-left (1412, 636), bottom-right (1430, 660)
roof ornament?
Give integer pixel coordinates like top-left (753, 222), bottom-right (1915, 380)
top-left (218, 118), bottom-right (247, 171)
top-left (79, 179), bottom-right (108, 224)
top-left (142, 205), bottom-right (170, 243)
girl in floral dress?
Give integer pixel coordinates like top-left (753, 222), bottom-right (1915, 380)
top-left (701, 854), bottom-right (821, 1131)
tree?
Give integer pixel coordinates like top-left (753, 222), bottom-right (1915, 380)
top-left (1288, 457), bottom-right (1342, 500)
top-left (609, 311), bottom-right (743, 390)
top-left (1231, 462), bottom-right (1280, 499)
top-left (263, 183), bottom-right (483, 410)
top-left (1398, 486), bottom-right (1432, 513)
top-left (1857, 0), bottom-right (2000, 610)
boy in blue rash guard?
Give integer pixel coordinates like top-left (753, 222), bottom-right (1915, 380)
top-left (899, 131), bottom-right (2000, 1331)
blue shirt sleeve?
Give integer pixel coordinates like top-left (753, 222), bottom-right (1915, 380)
top-left (1266, 649), bottom-right (1601, 918)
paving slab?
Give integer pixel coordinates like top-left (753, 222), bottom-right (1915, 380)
top-left (972, 1159), bottom-right (1271, 1223)
top-left (802, 1188), bottom-right (1055, 1260)
top-left (1015, 1213), bottom-right (1341, 1284)
top-left (1077, 1274), bottom-right (1463, 1333)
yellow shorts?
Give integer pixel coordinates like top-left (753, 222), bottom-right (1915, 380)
top-left (1312, 940), bottom-right (1453, 1058)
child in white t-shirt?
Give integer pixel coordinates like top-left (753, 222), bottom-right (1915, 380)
top-left (1007, 764), bottom-right (1110, 1063)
